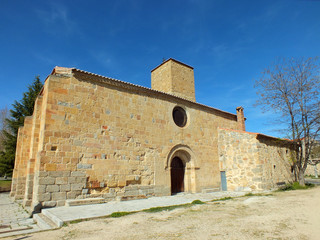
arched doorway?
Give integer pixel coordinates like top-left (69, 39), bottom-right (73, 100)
top-left (170, 157), bottom-right (185, 194)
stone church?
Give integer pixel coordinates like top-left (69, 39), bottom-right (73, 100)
top-left (10, 58), bottom-right (295, 211)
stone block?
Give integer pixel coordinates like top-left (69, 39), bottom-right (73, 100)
top-left (39, 177), bottom-right (55, 185)
top-left (252, 168), bottom-right (262, 174)
top-left (38, 185), bottom-right (47, 194)
top-left (60, 184), bottom-right (71, 192)
top-left (43, 201), bottom-right (57, 208)
top-left (62, 171), bottom-right (71, 177)
top-left (45, 163), bottom-right (57, 171)
top-left (118, 180), bottom-right (126, 187)
top-left (56, 177), bottom-right (68, 185)
top-left (37, 193), bottom-right (51, 202)
top-left (67, 191), bottom-right (81, 199)
top-left (107, 181), bottom-right (117, 188)
top-left (252, 177), bottom-right (262, 182)
top-left (68, 177), bottom-right (77, 184)
top-left (48, 171), bottom-right (63, 177)
top-left (71, 183), bottom-right (84, 191)
top-left (38, 171), bottom-right (48, 177)
top-left (46, 185), bottom-right (59, 193)
top-left (103, 193), bottom-right (115, 198)
top-left (71, 171), bottom-right (86, 177)
top-left (57, 200), bottom-right (66, 207)
top-left (124, 190), bottom-right (139, 197)
top-left (76, 177), bottom-right (87, 183)
top-left (77, 163), bottom-right (92, 169)
top-left (52, 192), bottom-right (66, 201)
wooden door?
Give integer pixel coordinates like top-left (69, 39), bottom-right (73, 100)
top-left (171, 157), bottom-right (185, 194)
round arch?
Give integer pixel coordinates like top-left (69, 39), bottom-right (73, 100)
top-left (165, 144), bottom-right (198, 193)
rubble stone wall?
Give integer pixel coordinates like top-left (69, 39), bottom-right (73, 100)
top-left (219, 129), bottom-right (295, 191)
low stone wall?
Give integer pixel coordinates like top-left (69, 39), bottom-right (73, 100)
top-left (32, 170), bottom-right (170, 208)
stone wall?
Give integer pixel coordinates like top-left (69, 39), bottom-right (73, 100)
top-left (305, 164), bottom-right (319, 176)
top-left (11, 65), bottom-right (242, 210)
top-left (218, 129), bottom-right (295, 191)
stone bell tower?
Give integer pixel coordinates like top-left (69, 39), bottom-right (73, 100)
top-left (151, 58), bottom-right (196, 102)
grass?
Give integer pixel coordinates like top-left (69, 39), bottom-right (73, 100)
top-left (214, 196), bottom-right (232, 201)
top-left (143, 199), bottom-right (206, 213)
top-left (305, 174), bottom-right (320, 179)
top-left (277, 182), bottom-right (315, 191)
top-left (0, 180), bottom-right (12, 192)
top-left (110, 211), bottom-right (137, 218)
top-left (191, 199), bottom-right (205, 205)
top-left (244, 192), bottom-right (273, 197)
top-left (143, 204), bottom-right (190, 213)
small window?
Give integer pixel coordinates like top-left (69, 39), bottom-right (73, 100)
top-left (172, 106), bottom-right (187, 127)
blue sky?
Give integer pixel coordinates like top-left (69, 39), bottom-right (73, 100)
top-left (0, 0), bottom-right (319, 137)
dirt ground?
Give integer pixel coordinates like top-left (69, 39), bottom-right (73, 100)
top-left (7, 187), bottom-right (320, 240)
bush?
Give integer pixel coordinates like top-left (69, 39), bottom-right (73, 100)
top-left (191, 200), bottom-right (205, 205)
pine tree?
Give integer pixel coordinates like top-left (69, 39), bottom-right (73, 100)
top-left (0, 76), bottom-right (43, 176)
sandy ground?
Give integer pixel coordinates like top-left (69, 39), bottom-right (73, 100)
top-left (6, 187), bottom-right (320, 240)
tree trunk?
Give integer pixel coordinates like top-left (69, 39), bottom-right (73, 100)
top-left (298, 170), bottom-right (305, 186)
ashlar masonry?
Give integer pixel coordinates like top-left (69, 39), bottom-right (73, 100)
top-left (10, 58), bottom-right (295, 211)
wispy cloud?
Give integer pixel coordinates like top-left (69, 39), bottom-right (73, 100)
top-left (89, 51), bottom-right (114, 70)
top-left (35, 2), bottom-right (79, 36)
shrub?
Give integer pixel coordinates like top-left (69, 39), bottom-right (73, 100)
top-left (191, 200), bottom-right (205, 205)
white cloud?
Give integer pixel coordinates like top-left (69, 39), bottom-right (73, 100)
top-left (35, 2), bottom-right (79, 36)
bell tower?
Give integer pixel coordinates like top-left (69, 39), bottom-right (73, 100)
top-left (151, 58), bottom-right (196, 102)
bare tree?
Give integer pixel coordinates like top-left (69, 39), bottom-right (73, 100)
top-left (255, 57), bottom-right (320, 185)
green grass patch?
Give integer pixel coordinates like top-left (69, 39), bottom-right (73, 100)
top-left (69, 219), bottom-right (84, 224)
top-left (216, 196), bottom-right (232, 201)
top-left (143, 203), bottom-right (192, 213)
top-left (110, 211), bottom-right (136, 218)
top-left (0, 180), bottom-right (12, 192)
top-left (277, 182), bottom-right (315, 191)
top-left (244, 192), bottom-right (273, 197)
top-left (244, 193), bottom-right (254, 197)
top-left (305, 175), bottom-right (320, 179)
top-left (191, 199), bottom-right (205, 205)
top-left (143, 200), bottom-right (205, 213)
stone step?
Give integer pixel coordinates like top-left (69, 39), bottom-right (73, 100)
top-left (33, 213), bottom-right (58, 230)
top-left (42, 209), bottom-right (64, 228)
top-left (65, 197), bottom-right (105, 206)
top-left (202, 188), bottom-right (220, 193)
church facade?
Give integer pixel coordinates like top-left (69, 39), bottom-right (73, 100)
top-left (10, 59), bottom-right (295, 210)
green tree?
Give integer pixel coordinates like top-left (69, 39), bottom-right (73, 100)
top-left (0, 107), bottom-right (9, 152)
top-left (255, 57), bottom-right (320, 185)
top-left (0, 76), bottom-right (43, 176)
